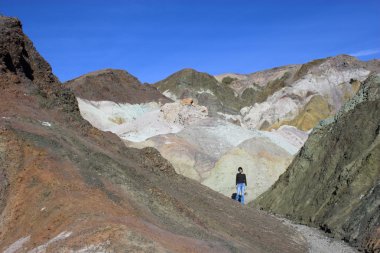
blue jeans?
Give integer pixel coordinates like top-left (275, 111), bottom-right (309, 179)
top-left (236, 183), bottom-right (245, 204)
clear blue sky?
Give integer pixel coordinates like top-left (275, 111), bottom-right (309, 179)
top-left (2, 0), bottom-right (380, 83)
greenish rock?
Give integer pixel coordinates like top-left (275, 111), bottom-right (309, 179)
top-left (221, 76), bottom-right (237, 85)
top-left (239, 72), bottom-right (291, 109)
top-left (254, 74), bottom-right (380, 252)
top-left (154, 68), bottom-right (243, 115)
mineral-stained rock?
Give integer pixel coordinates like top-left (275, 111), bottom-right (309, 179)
top-left (217, 55), bottom-right (380, 131)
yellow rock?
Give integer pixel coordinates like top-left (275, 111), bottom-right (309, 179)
top-left (269, 95), bottom-right (331, 131)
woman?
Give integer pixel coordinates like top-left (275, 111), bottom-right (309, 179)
top-left (235, 167), bottom-right (247, 205)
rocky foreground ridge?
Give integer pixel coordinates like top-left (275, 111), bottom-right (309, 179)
top-left (254, 74), bottom-right (380, 252)
top-left (0, 16), bottom-right (309, 253)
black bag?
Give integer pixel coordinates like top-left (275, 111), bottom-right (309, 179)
top-left (231, 193), bottom-right (241, 202)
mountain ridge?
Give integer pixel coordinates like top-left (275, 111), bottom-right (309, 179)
top-left (153, 54), bottom-right (379, 132)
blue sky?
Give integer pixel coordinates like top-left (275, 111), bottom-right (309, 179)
top-left (2, 0), bottom-right (380, 83)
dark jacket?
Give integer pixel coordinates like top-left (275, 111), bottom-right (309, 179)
top-left (236, 173), bottom-right (247, 186)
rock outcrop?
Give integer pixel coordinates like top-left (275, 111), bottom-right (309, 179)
top-left (154, 68), bottom-right (244, 115)
top-left (254, 74), bottom-right (380, 252)
top-left (0, 16), bottom-right (81, 121)
top-left (0, 16), bottom-right (59, 88)
top-left (1, 16), bottom-right (309, 252)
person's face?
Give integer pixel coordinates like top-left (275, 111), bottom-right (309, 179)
top-left (238, 169), bottom-right (243, 173)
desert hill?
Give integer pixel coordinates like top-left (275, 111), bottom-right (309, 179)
top-left (65, 69), bottom-right (171, 104)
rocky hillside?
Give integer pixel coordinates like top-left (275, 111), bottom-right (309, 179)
top-left (254, 74), bottom-right (380, 252)
top-left (65, 69), bottom-right (171, 104)
top-left (0, 16), bottom-right (309, 253)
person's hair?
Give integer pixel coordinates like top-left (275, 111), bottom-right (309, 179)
top-left (238, 167), bottom-right (243, 172)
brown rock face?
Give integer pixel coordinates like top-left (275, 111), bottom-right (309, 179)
top-left (0, 16), bottom-right (308, 252)
top-left (0, 16), bottom-right (82, 125)
top-left (65, 69), bottom-right (171, 104)
top-left (0, 17), bottom-right (58, 89)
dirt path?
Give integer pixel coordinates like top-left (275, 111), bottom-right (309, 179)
top-left (280, 219), bottom-right (358, 253)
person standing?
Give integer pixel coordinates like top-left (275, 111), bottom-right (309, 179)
top-left (235, 167), bottom-right (247, 205)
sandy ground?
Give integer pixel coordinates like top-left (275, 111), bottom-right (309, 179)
top-left (281, 219), bottom-right (358, 253)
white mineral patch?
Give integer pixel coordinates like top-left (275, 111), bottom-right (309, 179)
top-left (196, 89), bottom-right (215, 96)
top-left (41, 121), bottom-right (52, 127)
top-left (4, 236), bottom-right (30, 253)
top-left (116, 110), bottom-right (184, 142)
top-left (162, 90), bottom-right (178, 101)
top-left (77, 98), bottom-right (160, 130)
top-left (28, 231), bottom-right (72, 253)
top-left (74, 243), bottom-right (108, 253)
top-left (77, 98), bottom-right (208, 142)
